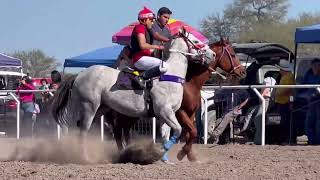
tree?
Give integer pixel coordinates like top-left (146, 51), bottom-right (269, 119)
top-left (200, 0), bottom-right (289, 42)
top-left (200, 13), bottom-right (235, 42)
top-left (237, 12), bottom-right (320, 56)
top-left (11, 49), bottom-right (60, 77)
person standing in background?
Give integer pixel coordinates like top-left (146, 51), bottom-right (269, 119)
top-left (16, 76), bottom-right (36, 137)
top-left (275, 59), bottom-right (296, 144)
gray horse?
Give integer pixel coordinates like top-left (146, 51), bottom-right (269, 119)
top-left (52, 31), bottom-right (216, 161)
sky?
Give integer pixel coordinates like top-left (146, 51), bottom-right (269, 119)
top-left (1, 0), bottom-right (320, 67)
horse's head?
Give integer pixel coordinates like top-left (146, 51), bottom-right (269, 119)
top-left (165, 27), bottom-right (216, 66)
top-left (209, 38), bottom-right (246, 79)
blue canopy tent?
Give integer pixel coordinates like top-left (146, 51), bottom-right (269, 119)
top-left (0, 53), bottom-right (22, 67)
top-left (0, 53), bottom-right (23, 77)
top-left (294, 23), bottom-right (320, 76)
top-left (64, 45), bottom-right (124, 71)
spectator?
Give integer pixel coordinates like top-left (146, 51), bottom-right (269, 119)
top-left (251, 72), bottom-right (277, 145)
top-left (207, 78), bottom-right (250, 144)
top-left (16, 76), bottom-right (36, 137)
top-left (274, 59), bottom-right (296, 144)
top-left (0, 75), bottom-right (6, 90)
top-left (39, 78), bottom-right (52, 102)
top-left (302, 58), bottom-right (320, 145)
top-left (50, 70), bottom-right (62, 91)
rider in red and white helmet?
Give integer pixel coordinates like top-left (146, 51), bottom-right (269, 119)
top-left (131, 7), bottom-right (168, 77)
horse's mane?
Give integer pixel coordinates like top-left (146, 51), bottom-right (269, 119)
top-left (186, 61), bottom-right (208, 81)
top-left (209, 40), bottom-right (230, 48)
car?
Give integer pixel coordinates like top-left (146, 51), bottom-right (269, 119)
top-left (0, 70), bottom-right (26, 135)
top-left (201, 43), bottom-right (309, 144)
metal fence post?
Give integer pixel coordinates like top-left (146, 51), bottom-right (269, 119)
top-left (101, 115), bottom-right (104, 142)
top-left (252, 88), bottom-right (265, 146)
top-left (201, 96), bottom-right (208, 145)
top-left (152, 117), bottom-right (156, 143)
top-left (57, 124), bottom-right (61, 140)
top-left (9, 93), bottom-right (20, 140)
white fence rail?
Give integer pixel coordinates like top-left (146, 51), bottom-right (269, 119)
top-left (201, 85), bottom-right (320, 146)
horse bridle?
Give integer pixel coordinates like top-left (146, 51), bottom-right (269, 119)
top-left (170, 32), bottom-right (207, 64)
top-left (216, 44), bottom-right (242, 74)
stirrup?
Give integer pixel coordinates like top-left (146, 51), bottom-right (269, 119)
top-left (122, 66), bottom-right (140, 76)
top-left (134, 76), bottom-right (146, 89)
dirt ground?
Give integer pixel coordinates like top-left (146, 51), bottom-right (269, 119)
top-left (0, 137), bottom-right (320, 180)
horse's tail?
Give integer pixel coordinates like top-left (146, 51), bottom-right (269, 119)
top-left (51, 75), bottom-right (77, 126)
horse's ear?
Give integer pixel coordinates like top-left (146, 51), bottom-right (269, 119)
top-left (178, 26), bottom-right (187, 36)
top-left (226, 37), bottom-right (230, 43)
top-left (220, 36), bottom-right (225, 44)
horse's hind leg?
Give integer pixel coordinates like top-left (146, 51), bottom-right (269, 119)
top-left (123, 117), bottom-right (136, 146)
top-left (78, 101), bottom-right (99, 163)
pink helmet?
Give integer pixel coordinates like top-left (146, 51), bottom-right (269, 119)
top-left (138, 6), bottom-right (154, 20)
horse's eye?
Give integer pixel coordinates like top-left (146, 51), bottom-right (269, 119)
top-left (193, 40), bottom-right (199, 44)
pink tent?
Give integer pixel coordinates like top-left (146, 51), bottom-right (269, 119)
top-left (112, 19), bottom-right (209, 45)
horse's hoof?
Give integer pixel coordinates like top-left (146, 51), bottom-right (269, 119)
top-left (186, 152), bottom-right (198, 162)
top-left (161, 160), bottom-right (175, 165)
top-left (177, 149), bottom-right (186, 161)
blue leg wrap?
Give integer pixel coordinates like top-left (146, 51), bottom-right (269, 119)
top-left (163, 134), bottom-right (178, 151)
top-left (161, 151), bottom-right (169, 161)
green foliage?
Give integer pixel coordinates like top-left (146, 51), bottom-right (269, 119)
top-left (200, 0), bottom-right (320, 56)
top-left (200, 0), bottom-right (289, 42)
top-left (11, 49), bottom-right (60, 77)
top-left (238, 12), bottom-right (320, 55)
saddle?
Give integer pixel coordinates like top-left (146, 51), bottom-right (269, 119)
top-left (116, 66), bottom-right (144, 90)
top-left (115, 64), bottom-right (164, 90)
top-left (114, 66), bottom-right (157, 116)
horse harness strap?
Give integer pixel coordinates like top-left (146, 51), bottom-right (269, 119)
top-left (159, 75), bottom-right (185, 84)
top-left (217, 44), bottom-right (239, 74)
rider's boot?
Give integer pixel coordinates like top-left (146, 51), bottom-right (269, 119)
top-left (134, 66), bottom-right (167, 88)
top-left (141, 65), bottom-right (167, 80)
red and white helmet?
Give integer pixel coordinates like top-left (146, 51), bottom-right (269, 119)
top-left (138, 6), bottom-right (154, 20)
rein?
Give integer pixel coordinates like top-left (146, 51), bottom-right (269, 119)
top-left (217, 44), bottom-right (241, 74)
top-left (169, 33), bottom-right (206, 64)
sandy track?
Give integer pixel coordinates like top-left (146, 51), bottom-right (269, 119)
top-left (0, 138), bottom-right (320, 180)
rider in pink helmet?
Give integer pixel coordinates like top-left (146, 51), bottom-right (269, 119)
top-left (131, 7), bottom-right (168, 86)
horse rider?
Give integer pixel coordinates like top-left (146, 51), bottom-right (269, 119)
top-left (151, 7), bottom-right (172, 59)
top-left (131, 7), bottom-right (168, 85)
top-left (150, 6), bottom-right (175, 164)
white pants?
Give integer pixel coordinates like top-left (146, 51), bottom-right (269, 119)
top-left (134, 56), bottom-right (167, 71)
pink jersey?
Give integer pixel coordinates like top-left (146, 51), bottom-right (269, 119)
top-left (16, 83), bottom-right (35, 103)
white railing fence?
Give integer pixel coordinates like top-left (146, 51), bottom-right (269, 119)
top-left (201, 85), bottom-right (320, 146)
top-left (1, 85), bottom-right (320, 146)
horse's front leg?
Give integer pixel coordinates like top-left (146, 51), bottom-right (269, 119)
top-left (176, 110), bottom-right (198, 161)
top-left (184, 113), bottom-right (198, 162)
top-left (158, 105), bottom-right (182, 160)
top-left (176, 110), bottom-right (188, 161)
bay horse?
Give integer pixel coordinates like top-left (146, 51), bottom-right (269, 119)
top-left (176, 38), bottom-right (246, 162)
top-left (110, 38), bottom-right (246, 162)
